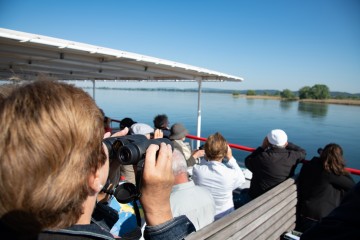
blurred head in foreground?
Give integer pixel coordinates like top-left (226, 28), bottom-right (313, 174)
top-left (0, 80), bottom-right (107, 231)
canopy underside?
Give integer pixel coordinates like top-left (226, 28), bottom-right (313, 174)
top-left (0, 28), bottom-right (243, 83)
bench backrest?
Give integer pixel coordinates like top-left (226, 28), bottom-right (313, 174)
top-left (185, 178), bottom-right (297, 240)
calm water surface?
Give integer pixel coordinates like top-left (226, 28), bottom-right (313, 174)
top-left (87, 89), bottom-right (360, 181)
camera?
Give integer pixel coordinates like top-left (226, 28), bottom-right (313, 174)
top-left (103, 134), bottom-right (173, 165)
top-left (102, 134), bottom-right (174, 203)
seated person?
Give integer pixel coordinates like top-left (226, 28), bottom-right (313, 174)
top-left (153, 114), bottom-right (171, 138)
top-left (300, 182), bottom-right (360, 240)
top-left (170, 149), bottom-right (215, 230)
top-left (104, 116), bottom-right (112, 133)
top-left (131, 123), bottom-right (154, 139)
top-left (100, 108), bottom-right (112, 133)
top-left (169, 123), bottom-right (205, 167)
top-left (244, 129), bottom-right (306, 201)
top-left (192, 132), bottom-right (245, 220)
top-left (120, 117), bottom-right (137, 133)
top-left (297, 143), bottom-right (355, 232)
top-left (0, 80), bottom-right (195, 240)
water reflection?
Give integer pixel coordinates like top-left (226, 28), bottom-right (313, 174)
top-left (246, 98), bottom-right (255, 105)
top-left (279, 100), bottom-right (296, 111)
top-left (298, 102), bottom-right (328, 118)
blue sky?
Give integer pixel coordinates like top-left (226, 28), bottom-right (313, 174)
top-left (1, 0), bottom-right (359, 93)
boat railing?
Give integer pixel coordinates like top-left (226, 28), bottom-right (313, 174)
top-left (186, 134), bottom-right (360, 176)
top-left (108, 119), bottom-right (360, 176)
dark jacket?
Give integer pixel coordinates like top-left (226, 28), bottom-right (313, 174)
top-left (297, 157), bottom-right (355, 220)
top-left (245, 142), bottom-right (306, 199)
top-left (38, 216), bottom-right (195, 240)
top-left (301, 182), bottom-right (360, 240)
top-left (39, 224), bottom-right (115, 240)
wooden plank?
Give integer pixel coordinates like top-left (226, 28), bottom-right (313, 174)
top-left (237, 195), bottom-right (297, 240)
top-left (255, 208), bottom-right (297, 240)
top-left (224, 193), bottom-right (297, 240)
top-left (185, 178), bottom-right (296, 240)
top-left (210, 189), bottom-right (297, 240)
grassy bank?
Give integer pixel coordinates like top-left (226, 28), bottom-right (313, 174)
top-left (235, 94), bottom-right (360, 106)
top-left (299, 98), bottom-right (360, 106)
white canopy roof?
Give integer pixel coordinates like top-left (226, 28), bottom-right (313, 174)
top-left (0, 28), bottom-right (243, 82)
top-left (0, 28), bottom-right (244, 146)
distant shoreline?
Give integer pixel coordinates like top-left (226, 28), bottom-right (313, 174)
top-left (238, 94), bottom-right (360, 106)
top-left (87, 87), bottom-right (360, 106)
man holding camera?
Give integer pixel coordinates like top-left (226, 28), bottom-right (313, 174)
top-left (0, 80), bottom-right (195, 240)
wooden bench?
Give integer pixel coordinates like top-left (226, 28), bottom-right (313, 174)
top-left (185, 178), bottom-right (297, 240)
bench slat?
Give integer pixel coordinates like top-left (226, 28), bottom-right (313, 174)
top-left (209, 188), bottom-right (297, 240)
top-left (254, 204), bottom-right (296, 240)
top-left (185, 178), bottom-right (297, 240)
top-left (233, 194), bottom-right (297, 240)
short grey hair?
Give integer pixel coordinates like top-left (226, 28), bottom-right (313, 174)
top-left (172, 149), bottom-right (188, 176)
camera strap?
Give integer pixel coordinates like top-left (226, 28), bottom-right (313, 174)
top-left (133, 200), bottom-right (142, 227)
top-left (135, 159), bottom-right (145, 199)
top-left (130, 159), bottom-right (145, 228)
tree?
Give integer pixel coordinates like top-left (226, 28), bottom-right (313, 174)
top-left (298, 84), bottom-right (330, 99)
top-left (232, 91), bottom-right (240, 96)
top-left (246, 90), bottom-right (256, 96)
top-left (310, 84), bottom-right (330, 99)
top-left (280, 89), bottom-right (295, 99)
top-left (299, 86), bottom-right (311, 99)
top-left (273, 91), bottom-right (280, 96)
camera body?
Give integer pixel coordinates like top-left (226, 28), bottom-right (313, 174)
top-left (103, 134), bottom-right (173, 165)
top-left (102, 134), bottom-right (173, 203)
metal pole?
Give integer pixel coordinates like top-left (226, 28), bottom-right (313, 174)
top-left (92, 80), bottom-right (96, 100)
top-left (196, 79), bottom-right (202, 149)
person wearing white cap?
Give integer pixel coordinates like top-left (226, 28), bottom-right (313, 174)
top-left (244, 129), bottom-right (306, 201)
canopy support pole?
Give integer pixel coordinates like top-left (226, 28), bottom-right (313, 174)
top-left (92, 80), bottom-right (96, 100)
top-left (196, 79), bottom-right (202, 149)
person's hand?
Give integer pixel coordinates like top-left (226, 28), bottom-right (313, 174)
top-left (226, 145), bottom-right (233, 160)
top-left (140, 143), bottom-right (174, 226)
top-left (110, 127), bottom-right (129, 138)
top-left (192, 149), bottom-right (205, 159)
top-left (153, 129), bottom-right (163, 139)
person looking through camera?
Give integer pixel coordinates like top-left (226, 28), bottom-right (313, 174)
top-left (0, 80), bottom-right (195, 240)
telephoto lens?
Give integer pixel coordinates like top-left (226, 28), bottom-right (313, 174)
top-left (102, 135), bottom-right (148, 162)
top-left (118, 138), bottom-right (173, 165)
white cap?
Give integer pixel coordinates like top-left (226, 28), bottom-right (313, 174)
top-left (131, 123), bottom-right (154, 135)
top-left (267, 129), bottom-right (288, 147)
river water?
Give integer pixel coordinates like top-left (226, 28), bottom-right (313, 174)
top-left (87, 88), bottom-right (360, 181)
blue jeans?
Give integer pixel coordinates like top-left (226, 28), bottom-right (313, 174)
top-left (233, 188), bottom-right (252, 209)
top-left (214, 207), bottom-right (235, 220)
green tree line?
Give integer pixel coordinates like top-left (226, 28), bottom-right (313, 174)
top-left (298, 84), bottom-right (330, 99)
top-left (246, 84), bottom-right (332, 100)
